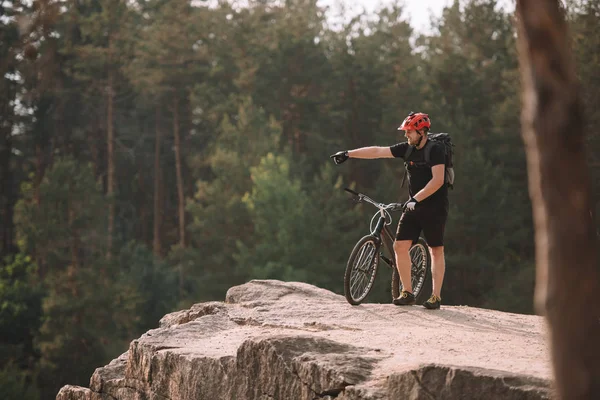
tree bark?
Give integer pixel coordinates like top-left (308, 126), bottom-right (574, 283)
top-left (0, 120), bottom-right (14, 258)
top-left (516, 1), bottom-right (600, 398)
top-left (173, 96), bottom-right (186, 294)
top-left (153, 104), bottom-right (163, 257)
top-left (173, 97), bottom-right (186, 249)
top-left (107, 62), bottom-right (115, 260)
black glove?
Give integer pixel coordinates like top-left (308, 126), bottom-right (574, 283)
top-left (330, 151), bottom-right (349, 165)
top-left (403, 197), bottom-right (418, 211)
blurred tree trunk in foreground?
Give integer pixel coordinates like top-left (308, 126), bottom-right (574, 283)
top-left (516, 0), bottom-right (600, 398)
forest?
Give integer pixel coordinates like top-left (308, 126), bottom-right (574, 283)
top-left (1, 0), bottom-right (599, 398)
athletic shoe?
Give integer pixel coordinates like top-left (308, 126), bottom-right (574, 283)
top-left (423, 294), bottom-right (441, 309)
top-left (393, 290), bottom-right (416, 305)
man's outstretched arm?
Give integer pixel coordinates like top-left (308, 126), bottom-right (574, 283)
top-left (330, 146), bottom-right (394, 164)
top-left (349, 146), bottom-right (394, 159)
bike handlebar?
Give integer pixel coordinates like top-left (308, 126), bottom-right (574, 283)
top-left (344, 188), bottom-right (360, 196)
top-left (344, 188), bottom-right (403, 212)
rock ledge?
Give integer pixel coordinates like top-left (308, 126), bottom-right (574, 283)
top-left (57, 280), bottom-right (553, 400)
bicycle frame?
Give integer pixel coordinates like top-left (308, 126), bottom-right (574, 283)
top-left (342, 187), bottom-right (432, 305)
top-left (344, 187), bottom-right (399, 270)
top-left (371, 213), bottom-right (397, 270)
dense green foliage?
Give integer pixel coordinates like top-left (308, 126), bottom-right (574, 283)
top-left (0, 0), bottom-right (599, 398)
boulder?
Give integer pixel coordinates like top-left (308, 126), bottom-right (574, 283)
top-left (57, 280), bottom-right (553, 400)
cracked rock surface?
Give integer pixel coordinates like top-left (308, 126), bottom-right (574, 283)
top-left (56, 280), bottom-right (554, 400)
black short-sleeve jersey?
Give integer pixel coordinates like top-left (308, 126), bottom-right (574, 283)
top-left (390, 140), bottom-right (448, 208)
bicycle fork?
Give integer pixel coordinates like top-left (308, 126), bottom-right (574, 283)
top-left (371, 216), bottom-right (396, 270)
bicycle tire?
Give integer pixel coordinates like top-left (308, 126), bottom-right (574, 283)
top-left (391, 237), bottom-right (432, 304)
top-left (344, 235), bottom-right (380, 305)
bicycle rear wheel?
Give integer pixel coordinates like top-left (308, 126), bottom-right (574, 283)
top-left (344, 235), bottom-right (380, 305)
top-left (391, 237), bottom-right (432, 304)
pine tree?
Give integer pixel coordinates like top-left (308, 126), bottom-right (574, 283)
top-left (184, 98), bottom-right (282, 300)
top-left (14, 158), bottom-right (109, 397)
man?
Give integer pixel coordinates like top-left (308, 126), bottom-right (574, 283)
top-left (330, 112), bottom-right (448, 309)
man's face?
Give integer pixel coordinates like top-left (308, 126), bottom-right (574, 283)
top-left (404, 129), bottom-right (421, 145)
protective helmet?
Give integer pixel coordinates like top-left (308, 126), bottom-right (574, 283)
top-left (398, 111), bottom-right (431, 131)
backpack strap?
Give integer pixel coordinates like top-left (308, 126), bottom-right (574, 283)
top-left (423, 140), bottom-right (450, 187)
top-left (401, 145), bottom-right (416, 188)
top-left (423, 140), bottom-right (433, 165)
top-left (402, 141), bottom-right (437, 187)
top-left (404, 145), bottom-right (415, 161)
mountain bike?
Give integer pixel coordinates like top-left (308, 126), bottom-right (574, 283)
top-left (342, 188), bottom-right (432, 306)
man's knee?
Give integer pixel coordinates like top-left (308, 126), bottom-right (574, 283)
top-left (429, 245), bottom-right (444, 258)
top-left (394, 240), bottom-right (412, 253)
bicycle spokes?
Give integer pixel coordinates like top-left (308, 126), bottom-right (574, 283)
top-left (350, 243), bottom-right (376, 296)
top-left (344, 237), bottom-right (380, 305)
top-left (409, 243), bottom-right (427, 294)
top-left (355, 243), bottom-right (376, 272)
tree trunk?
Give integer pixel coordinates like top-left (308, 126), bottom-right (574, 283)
top-left (516, 1), bottom-right (600, 398)
top-left (0, 31), bottom-right (12, 258)
top-left (173, 97), bottom-right (186, 293)
top-left (107, 64), bottom-right (115, 260)
top-left (33, 141), bottom-right (47, 278)
top-left (173, 97), bottom-right (186, 249)
top-left (153, 104), bottom-right (163, 257)
top-left (0, 122), bottom-right (14, 257)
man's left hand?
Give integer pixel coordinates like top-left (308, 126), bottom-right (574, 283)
top-left (404, 197), bottom-right (418, 211)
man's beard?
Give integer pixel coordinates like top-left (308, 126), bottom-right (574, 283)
top-left (408, 135), bottom-right (422, 146)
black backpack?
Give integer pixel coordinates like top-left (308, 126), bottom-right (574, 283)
top-left (401, 133), bottom-right (455, 189)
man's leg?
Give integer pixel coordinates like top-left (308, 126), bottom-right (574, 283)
top-left (420, 205), bottom-right (447, 309)
top-left (429, 246), bottom-right (445, 298)
top-left (393, 211), bottom-right (421, 305)
top-left (393, 240), bottom-right (413, 292)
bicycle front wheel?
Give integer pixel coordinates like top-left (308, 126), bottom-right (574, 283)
top-left (344, 235), bottom-right (380, 305)
top-left (391, 237), bottom-right (432, 304)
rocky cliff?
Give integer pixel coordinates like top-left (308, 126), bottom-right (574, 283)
top-left (56, 280), bottom-right (554, 400)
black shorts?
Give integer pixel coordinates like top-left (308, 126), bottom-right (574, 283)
top-left (395, 204), bottom-right (448, 247)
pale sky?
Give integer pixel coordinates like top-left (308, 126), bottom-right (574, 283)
top-left (317, 0), bottom-right (515, 34)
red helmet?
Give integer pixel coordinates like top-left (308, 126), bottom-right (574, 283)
top-left (398, 112), bottom-right (431, 131)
